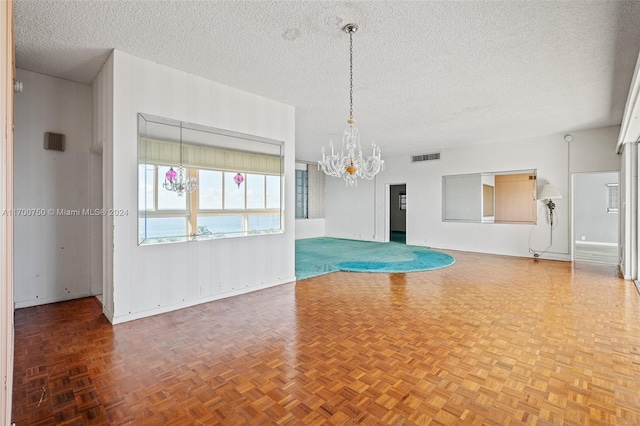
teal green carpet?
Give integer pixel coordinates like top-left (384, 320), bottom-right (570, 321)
top-left (390, 231), bottom-right (406, 244)
top-left (296, 237), bottom-right (455, 280)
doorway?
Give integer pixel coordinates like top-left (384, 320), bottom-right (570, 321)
top-left (389, 184), bottom-right (406, 244)
top-left (572, 171), bottom-right (619, 264)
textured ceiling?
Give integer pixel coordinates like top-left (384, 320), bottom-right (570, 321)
top-left (13, 1), bottom-right (640, 161)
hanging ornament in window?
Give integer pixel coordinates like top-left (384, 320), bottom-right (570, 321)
top-left (234, 173), bottom-right (244, 188)
top-left (165, 167), bottom-right (177, 182)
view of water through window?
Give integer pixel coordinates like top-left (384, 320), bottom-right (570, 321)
top-left (139, 164), bottom-right (282, 243)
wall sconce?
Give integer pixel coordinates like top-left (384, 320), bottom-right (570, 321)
top-left (531, 183), bottom-right (562, 258)
top-left (538, 184), bottom-right (562, 226)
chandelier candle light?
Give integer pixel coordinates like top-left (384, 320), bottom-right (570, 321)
top-left (318, 23), bottom-right (384, 187)
top-left (163, 125), bottom-right (197, 196)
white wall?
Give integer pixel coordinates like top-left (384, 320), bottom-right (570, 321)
top-left (89, 151), bottom-right (102, 295)
top-left (93, 53), bottom-right (114, 318)
top-left (98, 50), bottom-right (295, 324)
top-left (324, 127), bottom-right (620, 260)
top-left (620, 142), bottom-right (638, 279)
top-left (574, 172), bottom-right (618, 244)
top-left (569, 126), bottom-right (620, 172)
top-left (325, 176), bottom-right (377, 240)
top-left (295, 219), bottom-right (325, 239)
top-left (14, 69), bottom-right (93, 307)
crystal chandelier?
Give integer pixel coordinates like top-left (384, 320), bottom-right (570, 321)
top-left (163, 125), bottom-right (197, 196)
top-left (318, 23), bottom-right (384, 187)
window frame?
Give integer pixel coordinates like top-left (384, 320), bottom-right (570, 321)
top-left (295, 169), bottom-right (308, 219)
top-left (606, 183), bottom-right (619, 213)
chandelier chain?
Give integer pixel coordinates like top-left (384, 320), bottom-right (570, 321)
top-left (180, 125), bottom-right (183, 165)
top-left (163, 122), bottom-right (198, 196)
top-left (349, 30), bottom-right (353, 120)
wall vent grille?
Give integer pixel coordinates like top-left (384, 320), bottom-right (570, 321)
top-left (44, 132), bottom-right (65, 152)
top-left (411, 152), bottom-right (440, 163)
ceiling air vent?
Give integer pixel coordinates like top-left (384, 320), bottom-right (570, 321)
top-left (411, 152), bottom-right (440, 163)
top-left (44, 132), bottom-right (65, 152)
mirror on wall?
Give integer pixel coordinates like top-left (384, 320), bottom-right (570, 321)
top-left (138, 113), bottom-right (284, 245)
top-left (442, 169), bottom-right (537, 224)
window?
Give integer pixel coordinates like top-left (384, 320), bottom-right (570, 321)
top-left (138, 164), bottom-right (190, 242)
top-left (266, 175), bottom-right (281, 209)
top-left (295, 169), bottom-right (308, 219)
top-left (199, 170), bottom-right (281, 236)
top-left (294, 164), bottom-right (324, 219)
top-left (157, 166), bottom-right (188, 210)
top-left (138, 113), bottom-right (284, 244)
top-left (198, 170), bottom-right (222, 210)
top-left (224, 172), bottom-right (245, 210)
top-left (197, 215), bottom-right (242, 236)
top-left (246, 173), bottom-right (265, 209)
top-left (140, 164), bottom-right (282, 242)
top-left (399, 193), bottom-right (407, 210)
top-left (606, 183), bottom-right (619, 213)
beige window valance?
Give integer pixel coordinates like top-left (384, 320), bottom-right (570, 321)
top-left (140, 138), bottom-right (283, 175)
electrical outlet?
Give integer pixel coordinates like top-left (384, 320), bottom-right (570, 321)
top-left (581, 236), bottom-right (586, 241)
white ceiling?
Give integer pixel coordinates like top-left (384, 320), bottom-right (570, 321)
top-left (13, 1), bottom-right (640, 161)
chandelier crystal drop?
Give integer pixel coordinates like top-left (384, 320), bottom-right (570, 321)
top-left (318, 23), bottom-right (384, 187)
top-left (163, 125), bottom-right (197, 196)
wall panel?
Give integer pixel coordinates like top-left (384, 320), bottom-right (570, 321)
top-left (93, 52), bottom-right (114, 319)
top-left (324, 127), bottom-right (620, 260)
top-left (107, 50), bottom-right (295, 323)
top-left (13, 69), bottom-right (93, 307)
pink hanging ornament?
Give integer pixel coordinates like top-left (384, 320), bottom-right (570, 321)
top-left (165, 167), bottom-right (177, 182)
top-left (234, 173), bottom-right (244, 188)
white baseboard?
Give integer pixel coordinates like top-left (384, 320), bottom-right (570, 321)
top-left (110, 276), bottom-right (297, 325)
top-left (14, 291), bottom-right (91, 309)
top-left (574, 241), bottom-right (618, 247)
top-left (102, 304), bottom-right (114, 323)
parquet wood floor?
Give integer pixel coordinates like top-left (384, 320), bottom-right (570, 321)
top-left (12, 251), bottom-right (640, 425)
